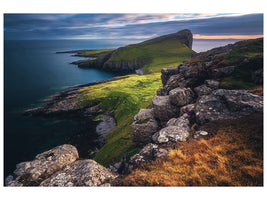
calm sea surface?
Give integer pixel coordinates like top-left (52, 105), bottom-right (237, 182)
top-left (4, 38), bottom-right (241, 178)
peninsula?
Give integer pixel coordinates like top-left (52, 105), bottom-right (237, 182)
top-left (6, 30), bottom-right (263, 186)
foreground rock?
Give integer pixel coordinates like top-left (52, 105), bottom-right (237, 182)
top-left (6, 144), bottom-right (79, 186)
top-left (156, 126), bottom-right (190, 143)
top-left (131, 109), bottom-right (159, 147)
top-left (152, 95), bottom-right (179, 125)
top-left (6, 144), bottom-right (118, 186)
top-left (195, 89), bottom-right (263, 124)
top-left (128, 143), bottom-right (169, 171)
top-left (40, 159), bottom-right (118, 186)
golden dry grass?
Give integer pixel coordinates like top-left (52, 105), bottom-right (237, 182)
top-left (121, 113), bottom-right (263, 186)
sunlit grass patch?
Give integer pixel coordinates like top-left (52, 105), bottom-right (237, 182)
top-left (76, 73), bottom-right (162, 166)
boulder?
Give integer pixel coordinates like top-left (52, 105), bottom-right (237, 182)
top-left (194, 93), bottom-right (231, 124)
top-left (133, 108), bottom-right (154, 121)
top-left (152, 95), bottom-right (179, 125)
top-left (195, 89), bottom-right (263, 124)
top-left (213, 89), bottom-right (263, 114)
top-left (157, 126), bottom-right (190, 143)
top-left (161, 66), bottom-right (179, 85)
top-left (40, 159), bottom-right (118, 186)
top-left (163, 74), bottom-right (185, 94)
top-left (179, 104), bottom-right (195, 116)
top-left (169, 87), bottom-right (194, 106)
top-left (157, 88), bottom-right (168, 96)
top-left (128, 143), bottom-right (169, 171)
top-left (6, 144), bottom-right (79, 186)
top-left (131, 109), bottom-right (159, 147)
top-left (166, 113), bottom-right (190, 129)
top-left (194, 84), bottom-right (212, 96)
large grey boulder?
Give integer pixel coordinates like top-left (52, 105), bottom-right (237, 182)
top-left (169, 87), bottom-right (195, 106)
top-left (213, 89), bottom-right (263, 114)
top-left (157, 126), bottom-right (190, 143)
top-left (128, 143), bottom-right (169, 171)
top-left (40, 159), bottom-right (118, 186)
top-left (163, 74), bottom-right (185, 94)
top-left (131, 109), bottom-right (159, 147)
top-left (195, 89), bottom-right (263, 124)
top-left (152, 95), bottom-right (179, 125)
top-left (6, 144), bottom-right (79, 186)
top-left (166, 113), bottom-right (190, 130)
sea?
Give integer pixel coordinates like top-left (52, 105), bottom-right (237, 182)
top-left (3, 38), bottom-right (242, 178)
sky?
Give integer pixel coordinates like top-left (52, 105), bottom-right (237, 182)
top-left (3, 13), bottom-right (264, 40)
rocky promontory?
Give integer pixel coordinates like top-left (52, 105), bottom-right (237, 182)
top-left (66, 29), bottom-right (194, 74)
top-left (6, 35), bottom-right (263, 186)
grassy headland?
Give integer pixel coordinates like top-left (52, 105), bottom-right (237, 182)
top-left (73, 29), bottom-right (195, 75)
top-left (76, 74), bottom-right (162, 165)
top-left (69, 30), bottom-right (195, 165)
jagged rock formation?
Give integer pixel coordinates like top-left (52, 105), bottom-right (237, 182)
top-left (5, 145), bottom-right (117, 186)
top-left (8, 38), bottom-right (262, 186)
top-left (129, 38), bottom-right (263, 171)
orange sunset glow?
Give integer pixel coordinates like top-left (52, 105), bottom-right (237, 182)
top-left (193, 34), bottom-right (263, 39)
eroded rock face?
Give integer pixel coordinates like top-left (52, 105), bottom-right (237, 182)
top-left (6, 144), bottom-right (79, 186)
top-left (128, 143), bottom-right (168, 171)
top-left (152, 95), bottom-right (179, 125)
top-left (131, 109), bottom-right (159, 147)
top-left (169, 87), bottom-right (195, 106)
top-left (40, 159), bottom-right (117, 186)
top-left (157, 126), bottom-right (190, 143)
top-left (195, 89), bottom-right (263, 124)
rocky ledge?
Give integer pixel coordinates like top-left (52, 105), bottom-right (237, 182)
top-left (119, 38), bottom-right (263, 173)
top-left (7, 38), bottom-right (263, 186)
top-left (6, 144), bottom-right (117, 186)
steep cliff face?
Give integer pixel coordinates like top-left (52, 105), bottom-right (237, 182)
top-left (75, 29), bottom-right (195, 74)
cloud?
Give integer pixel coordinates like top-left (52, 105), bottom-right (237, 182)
top-left (4, 13), bottom-right (263, 40)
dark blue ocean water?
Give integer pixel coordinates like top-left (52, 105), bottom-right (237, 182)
top-left (4, 38), bottom-right (241, 178)
top-left (4, 39), bottom-right (142, 178)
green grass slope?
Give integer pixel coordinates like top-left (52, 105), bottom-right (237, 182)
top-left (71, 30), bottom-right (195, 166)
top-left (76, 74), bottom-right (162, 165)
top-left (108, 30), bottom-right (195, 74)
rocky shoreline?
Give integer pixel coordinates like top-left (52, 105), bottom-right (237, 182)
top-left (6, 37), bottom-right (263, 186)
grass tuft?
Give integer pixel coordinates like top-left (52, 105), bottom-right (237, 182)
top-left (122, 113), bottom-right (263, 186)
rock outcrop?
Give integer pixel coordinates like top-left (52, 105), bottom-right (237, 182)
top-left (40, 159), bottom-right (117, 186)
top-left (5, 144), bottom-right (79, 186)
top-left (5, 144), bottom-right (117, 186)
top-left (128, 38), bottom-right (263, 171)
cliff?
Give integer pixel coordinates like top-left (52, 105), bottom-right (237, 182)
top-left (7, 36), bottom-right (263, 186)
top-left (71, 29), bottom-right (194, 74)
